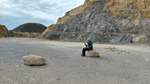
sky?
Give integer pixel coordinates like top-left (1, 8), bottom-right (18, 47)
top-left (0, 0), bottom-right (85, 30)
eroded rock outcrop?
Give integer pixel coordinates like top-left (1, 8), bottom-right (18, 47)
top-left (13, 23), bottom-right (47, 33)
top-left (0, 25), bottom-right (8, 37)
top-left (41, 0), bottom-right (150, 44)
top-left (11, 23), bottom-right (47, 38)
top-left (57, 0), bottom-right (96, 24)
top-left (103, 0), bottom-right (150, 19)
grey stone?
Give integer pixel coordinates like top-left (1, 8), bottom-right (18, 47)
top-left (23, 54), bottom-right (46, 66)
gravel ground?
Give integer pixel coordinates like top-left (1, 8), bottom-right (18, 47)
top-left (0, 37), bottom-right (150, 84)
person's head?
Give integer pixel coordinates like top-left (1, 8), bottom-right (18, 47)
top-left (87, 38), bottom-right (91, 42)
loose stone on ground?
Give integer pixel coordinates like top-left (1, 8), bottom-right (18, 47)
top-left (23, 54), bottom-right (46, 66)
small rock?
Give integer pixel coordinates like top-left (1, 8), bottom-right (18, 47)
top-left (0, 68), bottom-right (3, 70)
top-left (125, 51), bottom-right (129, 53)
top-left (26, 79), bottom-right (29, 81)
top-left (145, 59), bottom-right (150, 62)
top-left (56, 78), bottom-right (61, 80)
top-left (120, 50), bottom-right (124, 52)
top-left (23, 54), bottom-right (46, 66)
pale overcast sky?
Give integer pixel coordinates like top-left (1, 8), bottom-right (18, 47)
top-left (0, 0), bottom-right (85, 30)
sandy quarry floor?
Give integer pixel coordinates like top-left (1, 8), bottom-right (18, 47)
top-left (0, 37), bottom-right (150, 84)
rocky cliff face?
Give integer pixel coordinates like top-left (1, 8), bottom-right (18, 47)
top-left (41, 0), bottom-right (150, 44)
top-left (0, 25), bottom-right (8, 37)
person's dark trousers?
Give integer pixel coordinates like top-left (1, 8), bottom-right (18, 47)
top-left (82, 48), bottom-right (90, 55)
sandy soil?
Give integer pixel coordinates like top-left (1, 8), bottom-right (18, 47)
top-left (0, 37), bottom-right (150, 84)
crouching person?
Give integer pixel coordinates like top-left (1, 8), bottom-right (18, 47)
top-left (81, 38), bottom-right (93, 56)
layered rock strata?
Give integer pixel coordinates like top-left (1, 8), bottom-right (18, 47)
top-left (41, 0), bottom-right (150, 44)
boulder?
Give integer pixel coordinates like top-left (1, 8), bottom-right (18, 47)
top-left (87, 50), bottom-right (100, 57)
top-left (23, 54), bottom-right (46, 66)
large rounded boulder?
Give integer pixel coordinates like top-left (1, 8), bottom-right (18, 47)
top-left (23, 54), bottom-right (46, 66)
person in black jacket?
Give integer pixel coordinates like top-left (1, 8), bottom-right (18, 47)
top-left (81, 38), bottom-right (93, 56)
